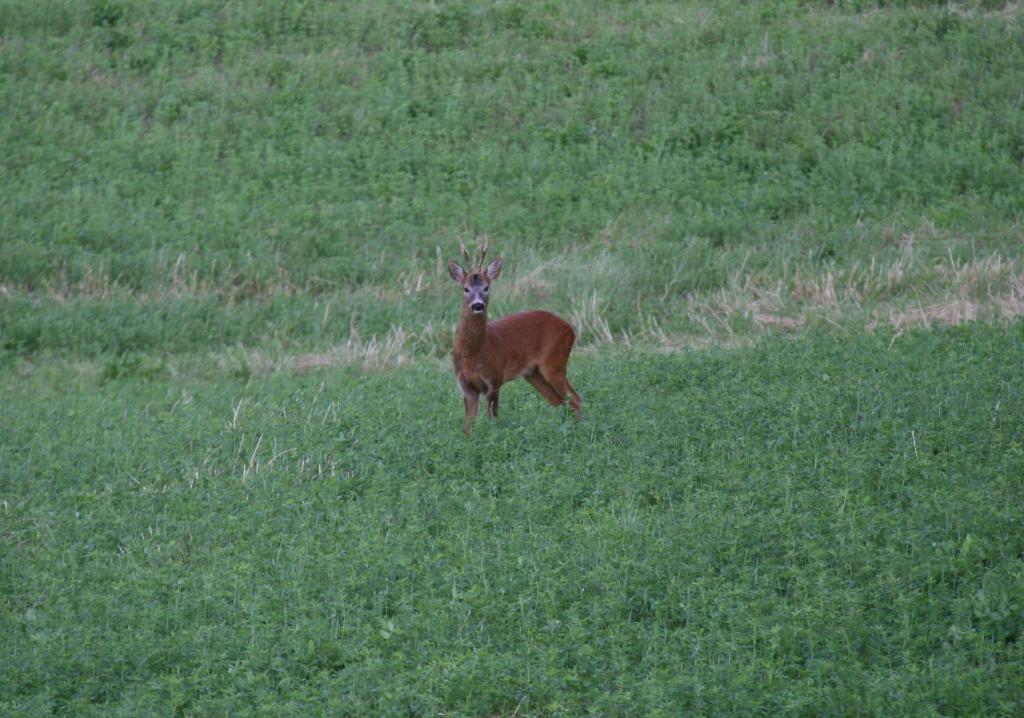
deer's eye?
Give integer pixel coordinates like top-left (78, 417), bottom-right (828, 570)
top-left (483, 286), bottom-right (489, 293)
top-left (463, 287), bottom-right (469, 293)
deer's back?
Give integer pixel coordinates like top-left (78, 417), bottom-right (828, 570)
top-left (489, 309), bottom-right (573, 341)
top-left (485, 310), bottom-right (575, 377)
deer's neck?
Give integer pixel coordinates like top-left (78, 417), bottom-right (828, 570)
top-left (456, 309), bottom-right (487, 360)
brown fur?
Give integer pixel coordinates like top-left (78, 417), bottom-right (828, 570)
top-left (449, 250), bottom-right (581, 435)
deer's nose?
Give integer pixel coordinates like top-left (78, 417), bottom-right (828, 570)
top-left (471, 301), bottom-right (486, 313)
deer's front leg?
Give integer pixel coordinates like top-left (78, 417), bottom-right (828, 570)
top-left (486, 387), bottom-right (500, 418)
top-left (463, 392), bottom-right (480, 436)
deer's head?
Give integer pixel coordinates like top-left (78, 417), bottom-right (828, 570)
top-left (448, 238), bottom-right (502, 315)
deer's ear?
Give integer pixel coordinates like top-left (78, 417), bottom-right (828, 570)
top-left (448, 260), bottom-right (466, 282)
top-left (485, 257), bottom-right (502, 281)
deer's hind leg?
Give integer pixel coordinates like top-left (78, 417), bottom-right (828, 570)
top-left (524, 372), bottom-right (565, 408)
top-left (538, 359), bottom-right (581, 420)
top-left (563, 377), bottom-right (582, 418)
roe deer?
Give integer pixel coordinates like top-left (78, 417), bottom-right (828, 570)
top-left (448, 238), bottom-right (581, 435)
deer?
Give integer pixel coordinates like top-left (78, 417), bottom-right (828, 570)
top-left (448, 238), bottom-right (581, 436)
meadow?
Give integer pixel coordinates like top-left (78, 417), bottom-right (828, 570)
top-left (3, 328), bottom-right (1023, 715)
top-left (2, 0), bottom-right (1023, 715)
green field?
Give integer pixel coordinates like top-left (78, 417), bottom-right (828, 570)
top-left (2, 0), bottom-right (1023, 715)
top-left (3, 329), bottom-right (1024, 715)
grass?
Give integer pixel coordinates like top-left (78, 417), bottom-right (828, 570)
top-left (3, 326), bottom-right (1023, 716)
top-left (2, 0), bottom-right (1023, 358)
top-left (2, 0), bottom-right (1024, 715)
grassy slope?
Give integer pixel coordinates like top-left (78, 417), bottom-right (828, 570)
top-left (2, 1), bottom-right (1024, 715)
top-left (1, 1), bottom-right (1023, 358)
top-left (2, 325), bottom-right (1023, 715)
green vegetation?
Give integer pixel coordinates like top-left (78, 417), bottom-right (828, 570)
top-left (3, 328), bottom-right (1024, 716)
top-left (2, 0), bottom-right (1023, 715)
top-left (2, 0), bottom-right (1022, 357)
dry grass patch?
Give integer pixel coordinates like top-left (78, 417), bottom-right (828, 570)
top-left (302, 326), bottom-right (414, 372)
top-left (680, 249), bottom-right (1023, 343)
top-left (32, 253), bottom-right (304, 304)
top-left (879, 269), bottom-right (1024, 332)
top-left (570, 291), bottom-right (616, 346)
top-left (293, 324), bottom-right (442, 373)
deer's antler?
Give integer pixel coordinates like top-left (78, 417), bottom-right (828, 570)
top-left (460, 239), bottom-right (473, 267)
top-left (478, 236), bottom-right (489, 271)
